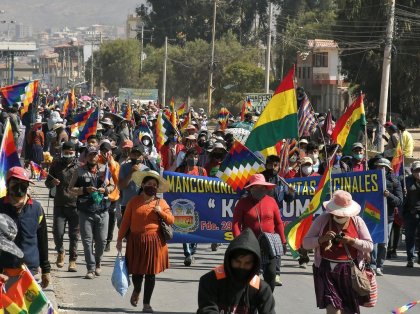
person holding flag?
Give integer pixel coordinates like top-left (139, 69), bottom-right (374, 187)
top-left (303, 190), bottom-right (373, 314)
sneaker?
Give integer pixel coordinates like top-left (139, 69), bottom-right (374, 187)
top-left (376, 268), bottom-right (384, 276)
top-left (275, 274), bottom-right (283, 286)
top-left (85, 272), bottom-right (95, 279)
top-left (407, 261), bottom-right (414, 268)
top-left (68, 261), bottom-right (77, 272)
top-left (142, 304), bottom-right (154, 313)
top-left (299, 262), bottom-right (308, 269)
top-left (184, 256), bottom-right (193, 266)
top-left (95, 265), bottom-right (102, 276)
top-left (56, 252), bottom-right (65, 268)
top-left (104, 242), bottom-right (111, 252)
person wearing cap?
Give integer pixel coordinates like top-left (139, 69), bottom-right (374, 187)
top-left (299, 138), bottom-right (309, 155)
top-left (303, 190), bottom-right (373, 314)
top-left (116, 170), bottom-right (174, 312)
top-left (99, 141), bottom-right (121, 252)
top-left (286, 156), bottom-right (320, 179)
top-left (318, 144), bottom-right (350, 175)
top-left (160, 132), bottom-right (184, 171)
top-left (402, 160), bottom-right (420, 268)
top-left (119, 139), bottom-right (133, 164)
top-left (26, 120), bottom-right (45, 165)
top-left (118, 145), bottom-right (153, 226)
top-left (197, 228), bottom-right (275, 314)
top-left (383, 124), bottom-right (400, 157)
top-left (45, 141), bottom-right (80, 272)
top-left (205, 142), bottom-right (228, 177)
top-left (176, 134), bottom-right (201, 170)
top-left (78, 134), bottom-right (99, 166)
top-left (117, 119), bottom-right (131, 146)
top-left (369, 158), bottom-right (403, 275)
top-left (261, 155), bottom-right (295, 285)
top-left (0, 167), bottom-right (51, 288)
top-left (69, 145), bottom-right (116, 279)
top-left (306, 142), bottom-right (321, 174)
top-left (397, 121), bottom-right (414, 157)
top-left (101, 117), bottom-right (114, 138)
top-left (345, 142), bottom-right (367, 172)
top-left (186, 124), bottom-right (197, 136)
top-left (232, 174), bottom-right (287, 291)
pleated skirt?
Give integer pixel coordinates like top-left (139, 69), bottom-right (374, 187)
top-left (126, 231), bottom-right (169, 275)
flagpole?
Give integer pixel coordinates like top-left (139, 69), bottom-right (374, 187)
top-left (398, 131), bottom-right (407, 193)
top-left (328, 145), bottom-right (339, 198)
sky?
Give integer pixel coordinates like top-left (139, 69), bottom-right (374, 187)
top-left (0, 0), bottom-right (146, 31)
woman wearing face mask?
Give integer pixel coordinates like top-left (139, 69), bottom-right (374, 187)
top-left (232, 174), bottom-right (287, 292)
top-left (287, 157), bottom-right (320, 178)
top-left (303, 190), bottom-right (373, 314)
top-left (116, 170), bottom-right (174, 312)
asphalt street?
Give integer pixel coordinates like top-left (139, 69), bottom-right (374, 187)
top-left (29, 183), bottom-right (420, 314)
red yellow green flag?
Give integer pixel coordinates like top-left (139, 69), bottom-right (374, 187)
top-left (169, 97), bottom-right (177, 127)
top-left (245, 67), bottom-right (298, 156)
top-left (62, 88), bottom-right (75, 117)
top-left (331, 94), bottom-right (367, 155)
top-left (285, 152), bottom-right (335, 257)
top-left (177, 103), bottom-right (187, 117)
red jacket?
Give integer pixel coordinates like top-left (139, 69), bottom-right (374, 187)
top-left (232, 194), bottom-right (286, 244)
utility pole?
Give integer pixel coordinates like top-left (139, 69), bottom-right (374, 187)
top-left (265, 2), bottom-right (273, 93)
top-left (378, 0), bottom-right (395, 151)
top-left (207, 0), bottom-right (217, 116)
top-left (90, 33), bottom-right (94, 95)
top-left (162, 36), bottom-right (168, 107)
top-left (140, 23), bottom-right (144, 75)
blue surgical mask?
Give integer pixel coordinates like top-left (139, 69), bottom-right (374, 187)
top-left (353, 153), bottom-right (364, 161)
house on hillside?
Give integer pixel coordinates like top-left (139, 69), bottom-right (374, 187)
top-left (296, 39), bottom-right (349, 118)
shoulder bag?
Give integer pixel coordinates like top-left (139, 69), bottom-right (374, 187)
top-left (344, 243), bottom-right (371, 296)
top-left (255, 205), bottom-right (283, 259)
top-left (155, 198), bottom-right (173, 241)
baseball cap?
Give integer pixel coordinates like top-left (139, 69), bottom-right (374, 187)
top-left (122, 139), bottom-right (133, 149)
top-left (99, 142), bottom-right (112, 152)
top-left (300, 157), bottom-right (313, 165)
top-left (6, 167), bottom-right (33, 184)
top-left (62, 141), bottom-right (75, 151)
top-left (0, 214), bottom-right (24, 258)
top-left (384, 121), bottom-right (394, 128)
top-left (411, 160), bottom-right (420, 171)
top-left (132, 145), bottom-right (145, 154)
top-left (87, 146), bottom-right (99, 155)
top-left (352, 142), bottom-right (364, 150)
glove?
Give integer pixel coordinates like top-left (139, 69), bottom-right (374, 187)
top-left (41, 273), bottom-right (50, 289)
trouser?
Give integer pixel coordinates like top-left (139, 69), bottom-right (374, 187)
top-left (132, 274), bottom-right (156, 305)
top-left (79, 210), bottom-right (109, 272)
top-left (107, 202), bottom-right (117, 243)
top-left (298, 248), bottom-right (310, 265)
top-left (404, 214), bottom-right (420, 262)
top-left (276, 256), bottom-right (281, 275)
top-left (371, 221), bottom-right (393, 268)
top-left (388, 222), bottom-right (402, 253)
top-left (183, 243), bottom-right (197, 257)
top-left (53, 206), bottom-right (80, 261)
top-left (117, 205), bottom-right (126, 228)
top-left (262, 258), bottom-right (277, 292)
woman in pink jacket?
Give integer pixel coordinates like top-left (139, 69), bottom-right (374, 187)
top-left (303, 190), bottom-right (373, 314)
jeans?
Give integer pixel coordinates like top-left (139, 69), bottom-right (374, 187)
top-left (53, 206), bottom-right (80, 261)
top-left (183, 243), bottom-right (197, 257)
top-left (371, 221), bottom-right (393, 269)
top-left (107, 202), bottom-right (117, 243)
top-left (276, 256), bottom-right (281, 275)
top-left (404, 214), bottom-right (420, 262)
top-left (79, 210), bottom-right (109, 272)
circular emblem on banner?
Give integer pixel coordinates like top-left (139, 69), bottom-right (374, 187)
top-left (171, 199), bottom-right (199, 233)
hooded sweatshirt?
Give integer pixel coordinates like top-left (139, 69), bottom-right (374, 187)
top-left (197, 228), bottom-right (275, 314)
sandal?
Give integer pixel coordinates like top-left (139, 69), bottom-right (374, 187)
top-left (130, 291), bottom-right (140, 307)
top-left (142, 304), bottom-right (154, 313)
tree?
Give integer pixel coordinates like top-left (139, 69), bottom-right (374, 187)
top-left (86, 39), bottom-right (141, 95)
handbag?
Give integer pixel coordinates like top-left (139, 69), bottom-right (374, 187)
top-left (255, 205), bottom-right (283, 259)
top-left (344, 244), bottom-right (371, 297)
top-left (155, 199), bottom-right (173, 241)
top-left (360, 265), bottom-right (378, 307)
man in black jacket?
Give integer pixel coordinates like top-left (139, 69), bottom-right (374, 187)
top-left (0, 167), bottom-right (51, 288)
top-left (197, 228), bottom-right (275, 314)
top-left (45, 141), bottom-right (79, 272)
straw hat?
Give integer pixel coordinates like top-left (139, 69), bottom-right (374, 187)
top-left (243, 174), bottom-right (276, 190)
top-left (131, 170), bottom-right (170, 193)
top-left (323, 190), bottom-right (361, 217)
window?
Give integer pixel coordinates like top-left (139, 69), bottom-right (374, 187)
top-left (302, 67), bottom-right (306, 79)
top-left (298, 67), bottom-right (302, 78)
top-left (313, 52), bottom-right (328, 67)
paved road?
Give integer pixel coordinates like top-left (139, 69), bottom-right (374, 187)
top-left (30, 183), bottom-right (420, 314)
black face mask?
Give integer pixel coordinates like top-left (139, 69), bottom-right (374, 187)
top-left (212, 153), bottom-right (224, 160)
top-left (231, 268), bottom-right (251, 284)
top-left (143, 186), bottom-right (157, 196)
top-left (62, 156), bottom-right (75, 164)
top-left (198, 141), bottom-right (205, 148)
top-left (10, 184), bottom-right (28, 198)
top-left (131, 158), bottom-right (142, 165)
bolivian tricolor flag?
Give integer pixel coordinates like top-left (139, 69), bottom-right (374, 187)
top-left (245, 67), bottom-right (298, 156)
top-left (285, 152), bottom-right (335, 257)
top-left (331, 94), bottom-right (367, 155)
top-left (62, 88), bottom-right (75, 117)
top-left (363, 201), bottom-right (381, 224)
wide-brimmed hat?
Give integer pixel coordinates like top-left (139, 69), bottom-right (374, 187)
top-left (101, 117), bottom-right (113, 127)
top-left (131, 170), bottom-right (170, 193)
top-left (0, 214), bottom-right (24, 258)
top-left (243, 174), bottom-right (276, 190)
top-left (186, 124), bottom-right (196, 131)
top-left (375, 158), bottom-right (392, 170)
top-left (52, 123), bottom-right (65, 131)
top-left (411, 160), bottom-right (420, 171)
top-left (323, 190), bottom-right (361, 217)
top-left (208, 142), bottom-right (227, 153)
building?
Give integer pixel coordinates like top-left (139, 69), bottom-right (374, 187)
top-left (15, 23), bottom-right (33, 40)
top-left (296, 39), bottom-right (349, 117)
top-left (126, 14), bottom-right (141, 39)
top-left (53, 39), bottom-right (84, 89)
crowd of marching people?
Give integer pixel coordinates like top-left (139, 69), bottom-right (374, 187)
top-left (1, 87), bottom-right (420, 314)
